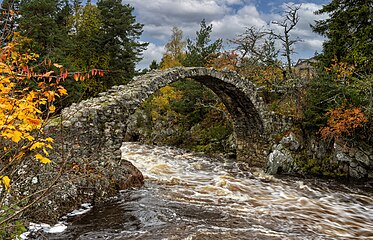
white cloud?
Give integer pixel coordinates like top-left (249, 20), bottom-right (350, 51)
top-left (303, 39), bottom-right (324, 49)
top-left (211, 5), bottom-right (267, 41)
top-left (129, 0), bottom-right (328, 69)
top-left (137, 43), bottom-right (164, 70)
top-left (127, 0), bottom-right (228, 25)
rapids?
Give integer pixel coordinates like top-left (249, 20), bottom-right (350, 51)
top-left (44, 142), bottom-right (373, 239)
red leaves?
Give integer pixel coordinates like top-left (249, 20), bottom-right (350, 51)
top-left (73, 69), bottom-right (105, 81)
top-left (91, 68), bottom-right (105, 77)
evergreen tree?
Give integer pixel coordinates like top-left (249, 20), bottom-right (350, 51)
top-left (16, 0), bottom-right (148, 105)
top-left (149, 60), bottom-right (159, 70)
top-left (18, 0), bottom-right (65, 58)
top-left (313, 0), bottom-right (373, 73)
top-left (96, 0), bottom-right (148, 86)
top-left (183, 19), bottom-right (222, 67)
top-left (304, 0), bottom-right (373, 140)
top-left (66, 1), bottom-right (103, 70)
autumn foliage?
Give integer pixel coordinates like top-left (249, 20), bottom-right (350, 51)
top-left (320, 106), bottom-right (368, 140)
top-left (207, 51), bottom-right (239, 71)
top-left (0, 34), bottom-right (67, 190)
top-left (0, 31), bottom-right (107, 236)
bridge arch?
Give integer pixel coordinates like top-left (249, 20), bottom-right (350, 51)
top-left (57, 67), bottom-right (272, 168)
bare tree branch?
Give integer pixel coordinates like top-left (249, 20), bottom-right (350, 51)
top-left (271, 4), bottom-right (302, 75)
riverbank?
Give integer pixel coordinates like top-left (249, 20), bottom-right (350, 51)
top-left (267, 130), bottom-right (373, 180)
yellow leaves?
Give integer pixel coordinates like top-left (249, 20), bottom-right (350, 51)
top-left (30, 142), bottom-right (44, 150)
top-left (25, 134), bottom-right (35, 141)
top-left (149, 85), bottom-right (183, 121)
top-left (30, 140), bottom-right (53, 161)
top-left (152, 85), bottom-right (183, 111)
top-left (49, 105), bottom-right (56, 113)
top-left (34, 154), bottom-right (51, 164)
top-left (0, 176), bottom-right (11, 192)
top-left (53, 63), bottom-right (63, 68)
top-left (44, 91), bottom-right (55, 102)
top-left (0, 33), bottom-right (64, 193)
top-left (11, 130), bottom-right (22, 143)
top-left (1, 130), bottom-right (23, 143)
top-left (57, 86), bottom-right (67, 96)
top-left (0, 33), bottom-right (102, 195)
top-left (160, 53), bottom-right (184, 69)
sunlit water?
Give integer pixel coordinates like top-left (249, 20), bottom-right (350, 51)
top-left (42, 142), bottom-right (372, 240)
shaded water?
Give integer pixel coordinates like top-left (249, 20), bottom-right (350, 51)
top-left (46, 142), bottom-right (373, 239)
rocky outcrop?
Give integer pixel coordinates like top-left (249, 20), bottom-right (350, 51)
top-left (333, 141), bottom-right (373, 178)
top-left (267, 132), bottom-right (301, 174)
top-left (18, 134), bottom-right (144, 223)
top-left (266, 131), bottom-right (373, 179)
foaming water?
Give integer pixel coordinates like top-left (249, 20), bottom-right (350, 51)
top-left (45, 142), bottom-right (373, 240)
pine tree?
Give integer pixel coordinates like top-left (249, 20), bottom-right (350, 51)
top-left (304, 0), bottom-right (373, 139)
top-left (18, 0), bottom-right (63, 57)
top-left (96, 0), bottom-right (148, 85)
top-left (149, 60), bottom-right (159, 70)
top-left (313, 0), bottom-right (373, 73)
top-left (183, 19), bottom-right (222, 67)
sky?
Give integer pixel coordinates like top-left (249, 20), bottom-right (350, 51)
top-left (125, 0), bottom-right (330, 70)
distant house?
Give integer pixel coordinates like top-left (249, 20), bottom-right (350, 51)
top-left (294, 57), bottom-right (318, 80)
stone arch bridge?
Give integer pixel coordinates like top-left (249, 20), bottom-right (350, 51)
top-left (50, 67), bottom-right (288, 170)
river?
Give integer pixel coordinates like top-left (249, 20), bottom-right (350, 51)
top-left (43, 142), bottom-right (372, 239)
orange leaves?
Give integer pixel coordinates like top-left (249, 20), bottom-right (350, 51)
top-left (320, 106), bottom-right (368, 140)
top-left (325, 57), bottom-right (355, 83)
top-left (49, 105), bottom-right (56, 113)
top-left (73, 73), bottom-right (79, 81)
top-left (207, 51), bottom-right (239, 71)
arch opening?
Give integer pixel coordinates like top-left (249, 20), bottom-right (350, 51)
top-left (126, 78), bottom-right (237, 158)
top-left (123, 68), bottom-right (267, 166)
top-left (58, 67), bottom-right (269, 168)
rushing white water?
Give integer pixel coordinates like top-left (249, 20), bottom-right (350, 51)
top-left (44, 142), bottom-right (373, 240)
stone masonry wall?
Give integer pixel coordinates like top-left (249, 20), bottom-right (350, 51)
top-left (58, 67), bottom-right (282, 167)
